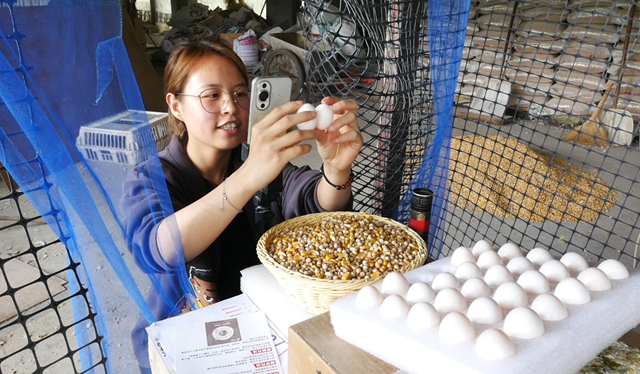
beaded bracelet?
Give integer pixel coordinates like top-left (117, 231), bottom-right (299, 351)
top-left (320, 164), bottom-right (355, 191)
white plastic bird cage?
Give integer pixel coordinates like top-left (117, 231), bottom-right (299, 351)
top-left (76, 110), bottom-right (170, 165)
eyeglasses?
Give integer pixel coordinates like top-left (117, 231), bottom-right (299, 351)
top-left (177, 87), bottom-right (250, 113)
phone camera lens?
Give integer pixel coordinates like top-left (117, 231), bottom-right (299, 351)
top-left (261, 83), bottom-right (267, 89)
top-left (258, 90), bottom-right (269, 102)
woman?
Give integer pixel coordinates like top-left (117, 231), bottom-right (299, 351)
top-left (121, 37), bottom-right (362, 309)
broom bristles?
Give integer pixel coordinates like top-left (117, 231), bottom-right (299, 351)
top-left (562, 119), bottom-right (610, 147)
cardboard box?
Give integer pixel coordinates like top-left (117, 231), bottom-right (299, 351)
top-left (219, 33), bottom-right (242, 48)
top-left (288, 313), bottom-right (640, 374)
top-left (288, 313), bottom-right (398, 374)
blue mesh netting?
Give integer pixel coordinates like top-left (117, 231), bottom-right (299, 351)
top-left (0, 0), bottom-right (467, 371)
top-left (0, 1), bottom-right (192, 372)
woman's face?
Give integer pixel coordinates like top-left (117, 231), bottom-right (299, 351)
top-left (173, 54), bottom-right (249, 151)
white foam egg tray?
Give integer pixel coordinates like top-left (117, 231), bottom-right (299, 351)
top-left (330, 242), bottom-right (640, 374)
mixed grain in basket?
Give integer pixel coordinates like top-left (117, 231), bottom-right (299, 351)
top-left (265, 213), bottom-right (423, 281)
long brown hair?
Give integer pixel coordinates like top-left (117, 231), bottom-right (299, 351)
top-left (164, 37), bottom-right (249, 143)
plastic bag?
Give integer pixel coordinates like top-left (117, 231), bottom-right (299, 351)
top-left (509, 74), bottom-right (553, 90)
top-left (514, 35), bottom-right (565, 53)
top-left (561, 25), bottom-right (620, 44)
top-left (509, 50), bottom-right (558, 68)
top-left (478, 63), bottom-right (506, 78)
top-left (554, 69), bottom-right (607, 91)
top-left (476, 14), bottom-right (519, 29)
top-left (567, 8), bottom-right (626, 26)
top-left (233, 29), bottom-right (259, 67)
top-left (518, 7), bottom-right (568, 22)
top-left (607, 60), bottom-right (640, 77)
top-left (550, 83), bottom-right (603, 103)
top-left (477, 2), bottom-right (515, 15)
top-left (512, 83), bottom-right (552, 96)
top-left (505, 67), bottom-right (555, 81)
top-left (565, 40), bottom-right (611, 60)
top-left (542, 97), bottom-right (591, 116)
top-left (558, 55), bottom-right (609, 74)
top-left (473, 50), bottom-right (506, 64)
top-left (459, 73), bottom-right (491, 87)
top-left (516, 20), bottom-right (567, 38)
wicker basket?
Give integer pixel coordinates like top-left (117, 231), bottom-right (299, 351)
top-left (256, 212), bottom-right (428, 314)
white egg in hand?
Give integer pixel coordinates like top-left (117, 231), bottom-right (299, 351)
top-left (355, 285), bottom-right (384, 308)
top-left (439, 312), bottom-right (476, 344)
top-left (597, 259), bottom-right (629, 280)
top-left (504, 307), bottom-right (545, 339)
top-left (379, 294), bottom-right (410, 319)
top-left (407, 302), bottom-right (440, 330)
top-left (475, 329), bottom-right (516, 360)
top-left (381, 272), bottom-right (411, 295)
top-left (296, 103), bottom-right (317, 130)
top-left (531, 293), bottom-right (568, 321)
top-left (314, 103), bottom-right (333, 130)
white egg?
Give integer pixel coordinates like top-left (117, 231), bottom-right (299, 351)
top-left (296, 103), bottom-right (317, 130)
top-left (432, 272), bottom-right (461, 291)
top-left (451, 246), bottom-right (476, 266)
top-left (379, 294), bottom-right (410, 319)
top-left (504, 307), bottom-right (545, 339)
top-left (467, 297), bottom-right (503, 324)
top-left (471, 239), bottom-right (494, 257)
top-left (477, 251), bottom-right (502, 270)
top-left (597, 259), bottom-right (630, 280)
top-left (531, 293), bottom-right (568, 321)
top-left (455, 262), bottom-right (483, 281)
top-left (314, 103), bottom-right (334, 130)
top-left (493, 282), bottom-right (528, 309)
top-left (539, 260), bottom-right (570, 283)
top-left (475, 328), bottom-right (516, 360)
top-left (407, 302), bottom-right (441, 330)
top-left (554, 277), bottom-right (591, 305)
top-left (497, 242), bottom-right (523, 261)
top-left (439, 312), bottom-right (476, 344)
top-left (577, 267), bottom-right (612, 292)
top-left (406, 282), bottom-right (436, 304)
top-left (381, 272), bottom-right (411, 295)
top-left (434, 288), bottom-right (468, 314)
top-left (517, 270), bottom-right (550, 294)
top-left (484, 264), bottom-right (514, 287)
top-left (526, 247), bottom-right (554, 267)
top-left (355, 285), bottom-right (384, 308)
top-left (560, 252), bottom-right (589, 273)
top-left (460, 277), bottom-right (492, 299)
top-left (507, 256), bottom-right (535, 276)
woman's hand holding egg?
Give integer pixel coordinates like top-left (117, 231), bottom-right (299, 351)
top-left (296, 103), bottom-right (334, 131)
top-left (315, 97), bottom-right (363, 173)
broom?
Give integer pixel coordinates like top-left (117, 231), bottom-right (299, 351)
top-left (562, 81), bottom-right (613, 147)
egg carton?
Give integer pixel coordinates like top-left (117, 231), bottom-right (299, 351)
top-left (330, 242), bottom-right (640, 374)
top-left (76, 110), bottom-right (170, 165)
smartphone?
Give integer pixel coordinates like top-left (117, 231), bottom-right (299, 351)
top-left (247, 76), bottom-right (293, 145)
